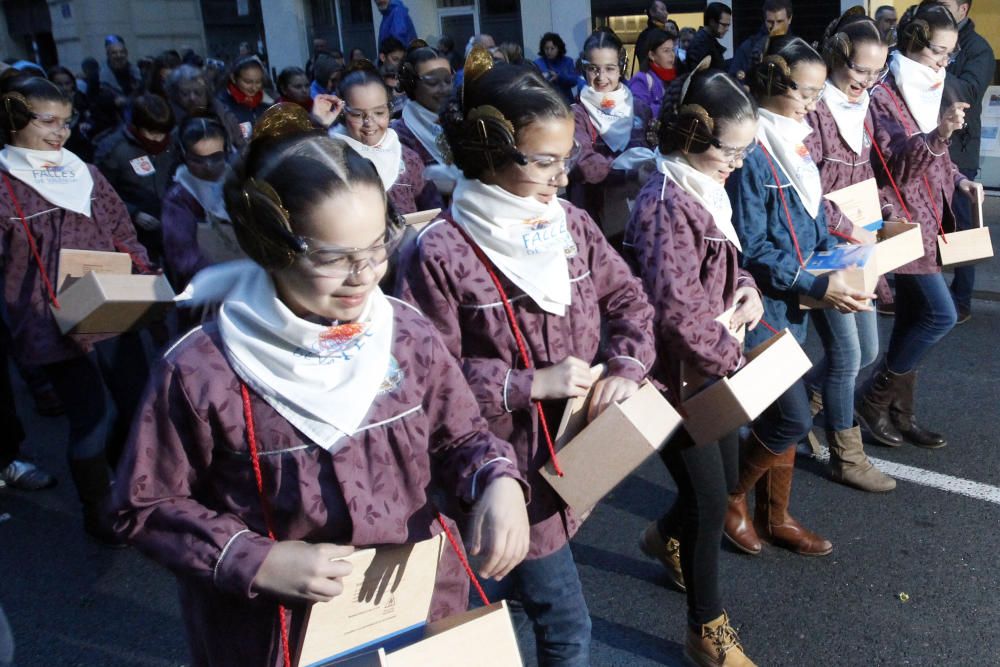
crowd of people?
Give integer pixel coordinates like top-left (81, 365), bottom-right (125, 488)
top-left (0, 0), bottom-right (994, 665)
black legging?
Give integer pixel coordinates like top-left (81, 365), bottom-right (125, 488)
top-left (657, 428), bottom-right (739, 628)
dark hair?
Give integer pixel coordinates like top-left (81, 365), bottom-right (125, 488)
top-left (129, 93), bottom-right (175, 133)
top-left (498, 42), bottom-right (525, 66)
top-left (896, 1), bottom-right (958, 56)
top-left (874, 4), bottom-right (896, 17)
top-left (581, 28), bottom-right (624, 73)
top-left (144, 51), bottom-right (182, 97)
top-left (277, 66), bottom-right (308, 95)
top-left (46, 65), bottom-right (75, 85)
top-left (379, 36), bottom-right (406, 56)
top-left (539, 32), bottom-right (567, 60)
top-left (749, 35), bottom-right (825, 99)
top-left (231, 55), bottom-right (265, 80)
top-left (0, 77), bottom-right (70, 141)
top-left (337, 60), bottom-right (391, 102)
top-left (105, 34), bottom-right (125, 48)
top-left (642, 29), bottom-right (677, 64)
top-left (312, 54), bottom-right (344, 90)
top-left (399, 45), bottom-right (448, 97)
top-left (821, 8), bottom-right (889, 70)
top-left (224, 111), bottom-right (386, 270)
top-left (659, 69), bottom-right (757, 154)
top-left (441, 62), bottom-right (570, 179)
top-left (438, 36), bottom-right (454, 52)
top-left (178, 113), bottom-right (229, 155)
top-left (763, 0), bottom-right (793, 16)
top-left (647, 0), bottom-right (666, 16)
top-left (704, 2), bottom-right (732, 24)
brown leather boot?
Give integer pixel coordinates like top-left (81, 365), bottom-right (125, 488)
top-left (753, 447), bottom-right (833, 556)
top-left (827, 426), bottom-right (896, 492)
top-left (685, 611), bottom-right (757, 667)
top-left (722, 433), bottom-right (777, 555)
top-left (638, 523), bottom-right (685, 592)
top-left (890, 370), bottom-right (947, 448)
top-left (856, 364), bottom-right (904, 447)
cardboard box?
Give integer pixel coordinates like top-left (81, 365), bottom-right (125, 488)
top-left (296, 534), bottom-right (445, 667)
top-left (938, 195), bottom-right (994, 267)
top-left (799, 244), bottom-right (878, 310)
top-left (874, 221), bottom-right (923, 274)
top-left (681, 329), bottom-right (812, 446)
top-left (823, 178), bottom-right (884, 232)
top-left (401, 208), bottom-right (441, 231)
top-left (679, 306), bottom-right (746, 401)
top-left (56, 249), bottom-right (132, 291)
top-left (327, 602), bottom-right (522, 667)
top-left (50, 272), bottom-right (175, 334)
top-left (539, 367), bottom-right (682, 515)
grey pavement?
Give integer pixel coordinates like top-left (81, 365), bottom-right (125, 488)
top-left (3, 266), bottom-right (1000, 666)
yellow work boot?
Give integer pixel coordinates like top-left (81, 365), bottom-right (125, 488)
top-left (685, 611), bottom-right (756, 667)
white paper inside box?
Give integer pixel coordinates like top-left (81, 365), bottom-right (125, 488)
top-left (681, 330), bottom-right (812, 446)
top-left (539, 380), bottom-right (681, 515)
top-left (51, 272), bottom-right (175, 334)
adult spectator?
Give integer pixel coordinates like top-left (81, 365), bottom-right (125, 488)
top-left (376, 0), bottom-right (417, 50)
top-left (276, 66), bottom-right (312, 111)
top-left (310, 52), bottom-right (344, 98)
top-left (304, 37), bottom-right (329, 81)
top-left (940, 0), bottom-right (995, 323)
top-left (164, 65), bottom-right (244, 149)
top-left (217, 55), bottom-right (268, 140)
top-left (874, 5), bottom-right (898, 38)
top-left (628, 28), bottom-right (677, 120)
top-left (687, 2), bottom-right (732, 72)
top-left (100, 35), bottom-right (141, 98)
top-left (454, 34), bottom-right (495, 87)
top-left (237, 41), bottom-right (253, 57)
top-left (94, 93), bottom-right (177, 260)
top-left (730, 0), bottom-right (793, 82)
top-left (378, 36), bottom-right (407, 70)
top-left (47, 65), bottom-right (93, 161)
top-left (634, 0), bottom-right (670, 73)
top-left (350, 47), bottom-right (367, 62)
top-left (677, 27), bottom-right (696, 65)
top-left (437, 35), bottom-right (462, 71)
top-left (534, 32), bottom-right (578, 103)
top-left (142, 51), bottom-right (181, 98)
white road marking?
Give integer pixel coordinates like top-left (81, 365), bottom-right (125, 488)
top-left (813, 446), bottom-right (1000, 505)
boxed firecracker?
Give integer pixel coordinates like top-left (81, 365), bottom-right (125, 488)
top-left (295, 534), bottom-right (522, 667)
top-left (938, 193), bottom-right (994, 268)
top-left (681, 329), bottom-right (812, 446)
top-left (539, 366), bottom-right (682, 515)
top-left (799, 244), bottom-right (878, 310)
top-left (50, 249), bottom-right (175, 334)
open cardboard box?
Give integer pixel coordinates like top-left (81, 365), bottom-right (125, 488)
top-left (938, 194), bottom-right (994, 268)
top-left (679, 306), bottom-right (746, 402)
top-left (51, 249), bottom-right (175, 334)
top-left (874, 220), bottom-right (923, 274)
top-left (326, 602), bottom-right (522, 667)
top-left (799, 244), bottom-right (878, 310)
top-left (681, 329), bottom-right (812, 446)
top-left (539, 365), bottom-right (682, 516)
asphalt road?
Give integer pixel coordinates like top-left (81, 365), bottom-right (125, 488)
top-left (3, 298), bottom-right (999, 667)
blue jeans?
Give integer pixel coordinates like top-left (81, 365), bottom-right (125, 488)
top-left (471, 543), bottom-right (591, 666)
top-left (752, 378), bottom-right (812, 453)
top-left (886, 273), bottom-right (957, 374)
top-left (950, 168), bottom-right (978, 310)
top-left (807, 308), bottom-right (879, 431)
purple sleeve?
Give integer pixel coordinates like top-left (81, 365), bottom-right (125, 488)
top-left (91, 168), bottom-right (155, 274)
top-left (109, 358), bottom-right (273, 599)
top-left (870, 88), bottom-right (949, 191)
top-left (161, 190), bottom-right (209, 287)
top-left (628, 75), bottom-right (653, 119)
top-left (571, 105), bottom-right (614, 184)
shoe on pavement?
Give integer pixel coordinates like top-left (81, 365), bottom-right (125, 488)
top-left (685, 611), bottom-right (756, 667)
top-left (0, 460), bottom-right (57, 490)
top-left (955, 307), bottom-right (971, 325)
top-left (638, 523), bottom-right (685, 592)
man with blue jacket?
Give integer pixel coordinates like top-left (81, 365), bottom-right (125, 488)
top-left (377, 0), bottom-right (417, 50)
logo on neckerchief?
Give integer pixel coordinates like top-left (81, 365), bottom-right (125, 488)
top-left (296, 322), bottom-right (372, 362)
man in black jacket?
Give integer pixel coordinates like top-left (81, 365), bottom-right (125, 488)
top-left (729, 0), bottom-right (793, 82)
top-left (686, 2), bottom-right (731, 72)
top-left (634, 0), bottom-right (670, 74)
top-left (940, 0), bottom-right (995, 323)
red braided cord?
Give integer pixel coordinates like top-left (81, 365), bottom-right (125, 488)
top-left (830, 229), bottom-right (861, 244)
top-left (759, 318), bottom-right (780, 335)
top-left (757, 142), bottom-right (806, 267)
top-left (864, 124), bottom-right (913, 222)
top-left (3, 174), bottom-right (60, 308)
top-left (872, 86), bottom-right (949, 242)
top-left (240, 383), bottom-right (293, 667)
top-left (448, 220), bottom-right (565, 477)
top-left (436, 512), bottom-right (490, 605)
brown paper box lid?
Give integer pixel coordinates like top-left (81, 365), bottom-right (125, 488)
top-left (57, 249), bottom-right (132, 291)
top-left (296, 534), bottom-right (445, 667)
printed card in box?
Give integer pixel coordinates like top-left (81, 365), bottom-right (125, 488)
top-left (540, 367), bottom-right (681, 515)
top-left (326, 602), bottom-right (522, 667)
top-left (938, 195), bottom-right (994, 268)
top-left (823, 178), bottom-right (884, 231)
top-left (799, 244), bottom-right (877, 310)
top-left (51, 272), bottom-right (175, 334)
top-left (681, 330), bottom-right (812, 446)
top-left (874, 221), bottom-right (923, 274)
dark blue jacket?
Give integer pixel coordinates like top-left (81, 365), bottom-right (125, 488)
top-left (378, 0), bottom-right (417, 48)
top-left (944, 18), bottom-right (995, 172)
top-left (728, 145), bottom-right (835, 347)
top-left (534, 56), bottom-right (579, 103)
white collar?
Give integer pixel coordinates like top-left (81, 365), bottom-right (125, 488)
top-left (656, 151), bottom-right (740, 250)
top-left (821, 83), bottom-right (870, 155)
top-left (579, 84), bottom-right (635, 153)
top-left (757, 109), bottom-right (823, 219)
top-left (887, 52), bottom-right (946, 134)
top-left (331, 126), bottom-right (404, 191)
top-left (0, 146), bottom-right (94, 216)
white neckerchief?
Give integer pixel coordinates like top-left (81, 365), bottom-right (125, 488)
top-left (0, 146), bottom-right (94, 217)
top-left (450, 178), bottom-right (574, 316)
top-left (821, 83), bottom-right (869, 155)
top-left (179, 260), bottom-right (394, 452)
top-left (174, 165), bottom-right (230, 222)
top-left (756, 108), bottom-right (822, 219)
top-left (331, 125), bottom-right (404, 192)
top-left (401, 100), bottom-right (449, 165)
top-left (655, 151), bottom-right (740, 251)
top-left (888, 51), bottom-right (945, 133)
top-left (579, 84), bottom-right (634, 153)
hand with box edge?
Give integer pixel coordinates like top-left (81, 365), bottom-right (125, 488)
top-left (530, 356), bottom-right (594, 401)
top-left (252, 541), bottom-right (355, 603)
top-left (822, 270), bottom-right (875, 314)
top-left (586, 375), bottom-right (640, 423)
top-left (957, 179), bottom-right (984, 205)
top-left (468, 477), bottom-right (530, 580)
top-left (729, 285), bottom-right (764, 331)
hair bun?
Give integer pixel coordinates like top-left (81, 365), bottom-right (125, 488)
top-left (251, 102), bottom-right (316, 144)
top-left (343, 58), bottom-right (380, 77)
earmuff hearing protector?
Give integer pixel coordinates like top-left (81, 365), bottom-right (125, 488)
top-left (2, 93), bottom-right (33, 133)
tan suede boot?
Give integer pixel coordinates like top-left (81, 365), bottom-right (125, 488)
top-left (827, 426), bottom-right (896, 492)
top-left (685, 611), bottom-right (757, 667)
top-left (638, 523), bottom-right (685, 592)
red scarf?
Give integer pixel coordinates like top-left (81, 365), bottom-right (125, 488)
top-left (127, 125), bottom-right (171, 155)
top-left (650, 61), bottom-right (677, 83)
top-left (277, 95), bottom-right (313, 112)
top-left (227, 82), bottom-right (264, 109)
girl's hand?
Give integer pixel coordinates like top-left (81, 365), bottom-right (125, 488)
top-left (312, 94), bottom-right (345, 128)
top-left (468, 477), bottom-right (529, 580)
top-left (937, 102), bottom-right (969, 140)
top-left (531, 356), bottom-right (594, 401)
top-left (587, 376), bottom-right (639, 422)
top-left (958, 178), bottom-right (984, 205)
top-left (729, 286), bottom-right (764, 331)
top-left (252, 541), bottom-right (355, 602)
top-left (822, 270), bottom-right (874, 313)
